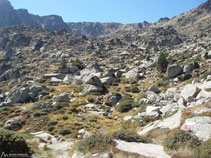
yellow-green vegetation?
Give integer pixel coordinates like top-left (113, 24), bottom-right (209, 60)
top-left (163, 130), bottom-right (201, 151)
top-left (71, 59), bottom-right (85, 70)
top-left (75, 134), bottom-right (114, 154)
top-left (73, 128), bottom-right (151, 156)
top-left (115, 95), bottom-right (136, 113)
top-left (28, 140), bottom-right (54, 158)
top-left (112, 129), bottom-right (151, 143)
top-left (58, 59), bottom-right (68, 69)
top-left (193, 139), bottom-right (211, 158)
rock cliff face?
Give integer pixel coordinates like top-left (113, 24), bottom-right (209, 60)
top-left (0, 0), bottom-right (21, 28)
top-left (0, 0), bottom-right (70, 31)
top-left (67, 22), bottom-right (151, 37)
top-left (67, 22), bottom-right (122, 37)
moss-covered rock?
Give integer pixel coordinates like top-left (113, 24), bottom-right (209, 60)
top-left (0, 128), bottom-right (32, 155)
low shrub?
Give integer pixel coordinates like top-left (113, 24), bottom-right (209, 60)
top-left (62, 116), bottom-right (68, 120)
top-left (76, 134), bottom-right (114, 154)
top-left (112, 82), bottom-right (118, 86)
top-left (32, 102), bottom-right (42, 109)
top-left (47, 121), bottom-right (57, 126)
top-left (74, 86), bottom-right (84, 93)
top-left (115, 96), bottom-right (135, 113)
top-left (72, 59), bottom-right (85, 70)
top-left (139, 93), bottom-right (147, 99)
top-left (54, 102), bottom-right (69, 110)
top-left (58, 129), bottom-right (71, 136)
top-left (32, 112), bottom-right (47, 117)
top-left (163, 130), bottom-right (201, 150)
top-left (58, 59), bottom-right (68, 69)
top-left (112, 129), bottom-right (151, 143)
top-left (140, 116), bottom-right (156, 126)
top-left (193, 139), bottom-right (211, 158)
top-left (115, 102), bottom-right (132, 113)
top-left (130, 86), bottom-right (140, 93)
top-left (47, 126), bottom-right (54, 132)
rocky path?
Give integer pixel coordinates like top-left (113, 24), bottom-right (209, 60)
top-left (48, 141), bottom-right (73, 158)
top-left (115, 139), bottom-right (170, 158)
top-left (31, 131), bottom-right (73, 158)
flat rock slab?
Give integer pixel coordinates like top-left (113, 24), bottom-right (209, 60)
top-left (48, 141), bottom-right (73, 158)
top-left (138, 110), bottom-right (182, 135)
top-left (115, 140), bottom-right (170, 158)
top-left (31, 131), bottom-right (73, 158)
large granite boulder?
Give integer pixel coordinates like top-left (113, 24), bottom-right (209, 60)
top-left (180, 84), bottom-right (200, 101)
top-left (122, 69), bottom-right (140, 79)
top-left (202, 81), bottom-right (211, 92)
top-left (0, 69), bottom-right (20, 82)
top-left (10, 87), bottom-right (30, 103)
top-left (83, 75), bottom-right (102, 87)
top-left (63, 75), bottom-right (82, 84)
top-left (82, 84), bottom-right (104, 95)
top-left (165, 64), bottom-right (182, 79)
top-left (4, 116), bottom-right (24, 131)
top-left (80, 62), bottom-right (102, 77)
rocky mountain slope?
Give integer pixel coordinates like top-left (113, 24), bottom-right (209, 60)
top-left (67, 22), bottom-right (151, 37)
top-left (158, 0), bottom-right (211, 37)
top-left (0, 0), bottom-right (210, 158)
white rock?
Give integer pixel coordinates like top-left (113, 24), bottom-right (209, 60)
top-left (115, 140), bottom-right (170, 158)
top-left (146, 106), bottom-right (160, 114)
top-left (196, 90), bottom-right (211, 99)
top-left (177, 97), bottom-right (186, 106)
top-left (203, 81), bottom-right (211, 92)
top-left (122, 69), bottom-right (140, 79)
top-left (206, 75), bottom-right (211, 81)
top-left (180, 84), bottom-right (200, 100)
top-left (50, 77), bottom-right (63, 83)
top-left (146, 91), bottom-right (160, 102)
top-left (138, 110), bottom-right (182, 135)
top-left (193, 108), bottom-right (211, 115)
top-left (160, 103), bottom-right (179, 116)
top-left (123, 116), bottom-right (133, 121)
top-left (181, 116), bottom-right (211, 141)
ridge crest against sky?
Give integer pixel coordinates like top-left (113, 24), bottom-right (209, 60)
top-left (10, 0), bottom-right (206, 24)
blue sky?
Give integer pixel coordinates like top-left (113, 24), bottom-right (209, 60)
top-left (10, 0), bottom-right (207, 24)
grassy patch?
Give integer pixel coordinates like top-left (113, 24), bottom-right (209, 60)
top-left (115, 95), bottom-right (135, 113)
top-left (112, 129), bottom-right (151, 143)
top-left (193, 139), bottom-right (211, 158)
top-left (76, 134), bottom-right (114, 154)
top-left (163, 130), bottom-right (201, 150)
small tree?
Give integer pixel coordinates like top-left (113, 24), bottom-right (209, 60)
top-left (72, 59), bottom-right (85, 70)
top-left (59, 59), bottom-right (67, 69)
top-left (157, 53), bottom-right (168, 73)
